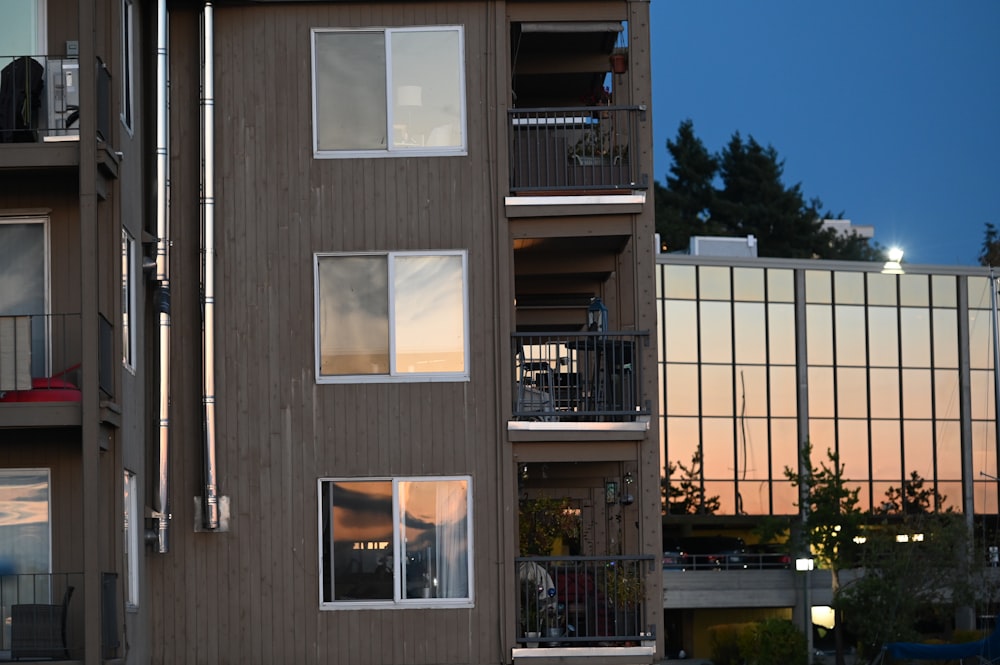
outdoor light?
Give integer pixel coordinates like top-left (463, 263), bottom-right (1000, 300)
top-left (795, 557), bottom-right (814, 572)
top-left (882, 247), bottom-right (904, 275)
top-left (896, 534), bottom-right (909, 543)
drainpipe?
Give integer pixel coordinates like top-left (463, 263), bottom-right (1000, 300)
top-left (200, 1), bottom-right (220, 530)
top-left (153, 0), bottom-right (172, 553)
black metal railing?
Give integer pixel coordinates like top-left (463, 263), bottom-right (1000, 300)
top-left (512, 331), bottom-right (649, 422)
top-left (0, 313), bottom-right (82, 396)
top-left (508, 105), bottom-right (646, 194)
top-left (0, 54), bottom-right (99, 143)
top-left (516, 555), bottom-right (655, 646)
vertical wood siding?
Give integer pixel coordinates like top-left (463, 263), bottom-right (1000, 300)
top-left (152, 3), bottom-right (505, 664)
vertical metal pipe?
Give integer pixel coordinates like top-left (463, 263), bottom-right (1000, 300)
top-left (201, 1), bottom-right (220, 530)
top-left (154, 0), bottom-right (172, 553)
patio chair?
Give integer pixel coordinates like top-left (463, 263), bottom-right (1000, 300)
top-left (10, 585), bottom-right (74, 660)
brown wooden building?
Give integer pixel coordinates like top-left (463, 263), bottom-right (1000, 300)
top-left (0, 0), bottom-right (661, 663)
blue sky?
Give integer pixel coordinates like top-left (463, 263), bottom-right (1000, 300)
top-left (649, 1), bottom-right (1000, 266)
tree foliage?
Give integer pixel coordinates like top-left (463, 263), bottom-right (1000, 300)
top-left (979, 222), bottom-right (1000, 267)
top-left (655, 120), bottom-right (883, 261)
top-left (662, 449), bottom-right (720, 515)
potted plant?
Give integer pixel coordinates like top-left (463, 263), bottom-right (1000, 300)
top-left (605, 561), bottom-right (643, 640)
top-left (567, 127), bottom-right (628, 166)
top-left (519, 578), bottom-right (543, 646)
top-left (518, 496), bottom-right (578, 556)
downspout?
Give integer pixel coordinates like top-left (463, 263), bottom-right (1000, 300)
top-left (153, 0), bottom-right (172, 553)
top-left (200, 1), bottom-right (220, 530)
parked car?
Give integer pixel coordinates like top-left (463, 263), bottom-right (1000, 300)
top-left (677, 536), bottom-right (748, 570)
top-left (662, 538), bottom-right (685, 570)
top-left (745, 543), bottom-right (792, 569)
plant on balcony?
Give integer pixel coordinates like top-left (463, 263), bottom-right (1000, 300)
top-left (605, 561), bottom-right (643, 609)
top-left (518, 496), bottom-right (578, 556)
top-left (567, 127), bottom-right (628, 165)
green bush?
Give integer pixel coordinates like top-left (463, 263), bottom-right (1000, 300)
top-left (708, 622), bottom-right (756, 665)
top-left (738, 618), bottom-right (807, 665)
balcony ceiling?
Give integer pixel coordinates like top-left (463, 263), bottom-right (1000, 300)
top-left (514, 234), bottom-right (628, 331)
top-left (511, 21), bottom-right (620, 108)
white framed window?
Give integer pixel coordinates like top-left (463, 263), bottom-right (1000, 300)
top-left (318, 476), bottom-right (473, 608)
top-left (311, 26), bottom-right (467, 158)
top-left (123, 470), bottom-right (139, 608)
top-left (314, 250), bottom-right (469, 383)
top-left (119, 0), bottom-right (134, 134)
top-left (0, 469), bottom-right (51, 577)
top-left (0, 216), bottom-right (51, 378)
top-left (121, 228), bottom-right (136, 372)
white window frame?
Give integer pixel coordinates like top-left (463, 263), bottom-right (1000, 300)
top-left (313, 250), bottom-right (470, 384)
top-left (310, 25), bottom-right (467, 159)
top-left (119, 0), bottom-right (134, 134)
top-left (0, 215), bottom-right (52, 378)
top-left (121, 228), bottom-right (136, 373)
top-left (317, 476), bottom-right (474, 610)
top-left (123, 469), bottom-right (140, 609)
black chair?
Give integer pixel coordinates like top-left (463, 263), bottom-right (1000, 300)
top-left (10, 585), bottom-right (74, 660)
top-left (0, 56), bottom-right (44, 143)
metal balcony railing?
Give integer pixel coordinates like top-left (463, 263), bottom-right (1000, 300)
top-left (0, 313), bottom-right (82, 397)
top-left (508, 105), bottom-right (647, 194)
top-left (0, 54), bottom-right (110, 144)
top-left (516, 555), bottom-right (655, 646)
top-left (512, 331), bottom-right (649, 422)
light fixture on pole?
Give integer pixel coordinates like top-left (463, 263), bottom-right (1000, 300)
top-left (796, 557), bottom-right (815, 660)
top-left (882, 247), bottom-right (904, 275)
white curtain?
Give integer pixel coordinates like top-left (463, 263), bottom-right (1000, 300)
top-left (434, 480), bottom-right (468, 598)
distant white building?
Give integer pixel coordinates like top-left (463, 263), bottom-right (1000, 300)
top-left (821, 218), bottom-right (874, 239)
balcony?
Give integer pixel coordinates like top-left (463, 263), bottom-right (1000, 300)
top-left (508, 105), bottom-right (646, 196)
top-left (511, 331), bottom-right (649, 432)
top-left (0, 314), bottom-right (83, 428)
top-left (0, 54), bottom-right (114, 172)
top-left (0, 572), bottom-right (119, 662)
top-left (515, 555), bottom-right (656, 661)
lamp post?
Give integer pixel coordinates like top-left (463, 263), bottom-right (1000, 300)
top-left (796, 557), bottom-right (814, 662)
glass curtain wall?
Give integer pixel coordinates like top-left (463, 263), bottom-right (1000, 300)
top-left (657, 259), bottom-right (999, 516)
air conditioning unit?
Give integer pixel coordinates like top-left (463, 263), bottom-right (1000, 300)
top-left (44, 59), bottom-right (80, 139)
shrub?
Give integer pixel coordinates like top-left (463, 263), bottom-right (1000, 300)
top-left (708, 622), bottom-right (756, 665)
top-left (739, 618), bottom-right (807, 665)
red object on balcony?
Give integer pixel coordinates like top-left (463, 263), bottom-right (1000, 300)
top-left (0, 377), bottom-right (81, 402)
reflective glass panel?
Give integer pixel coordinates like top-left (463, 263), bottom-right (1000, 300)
top-left (936, 481), bottom-right (962, 513)
top-left (733, 268), bottom-right (765, 301)
top-left (970, 370), bottom-right (996, 420)
top-left (738, 480), bottom-right (771, 515)
top-left (805, 270), bottom-right (832, 304)
top-left (665, 417), bottom-right (700, 475)
top-left (869, 368), bottom-right (900, 418)
top-left (902, 420), bottom-right (934, 482)
top-left (394, 255), bottom-right (465, 374)
top-left (735, 365), bottom-right (768, 418)
top-left (935, 420), bottom-right (962, 480)
top-left (806, 305), bottom-right (833, 366)
top-left (399, 479), bottom-right (469, 599)
top-left (770, 418), bottom-right (799, 479)
top-left (833, 271), bottom-right (864, 305)
top-left (0, 221), bottom-right (48, 376)
top-left (973, 480), bottom-right (998, 514)
top-left (702, 417), bottom-right (735, 479)
top-left (771, 480), bottom-right (798, 515)
top-left (808, 367), bottom-right (834, 418)
top-left (663, 265), bottom-right (696, 299)
top-left (808, 419), bottom-right (835, 458)
top-left (767, 269), bottom-right (794, 302)
top-left (899, 274), bottom-right (929, 307)
top-left (836, 367), bottom-right (868, 418)
top-left (968, 276), bottom-right (993, 310)
top-left (867, 272), bottom-right (897, 306)
top-left (972, 420), bottom-right (997, 481)
top-left (934, 369), bottom-right (962, 420)
top-left (664, 300), bottom-right (698, 362)
top-left (899, 308), bottom-right (931, 368)
top-left (767, 303), bottom-right (796, 365)
top-left (769, 366), bottom-right (797, 417)
top-left (0, 469), bottom-right (50, 575)
top-left (837, 419), bottom-right (869, 479)
top-left (665, 364), bottom-right (699, 416)
top-left (699, 266), bottom-right (731, 300)
top-left (699, 302), bottom-right (732, 363)
top-left (835, 306), bottom-right (867, 366)
top-left (932, 309), bottom-right (958, 369)
top-left (326, 480), bottom-right (393, 601)
top-left (901, 369), bottom-right (932, 419)
top-left (314, 31), bottom-right (388, 150)
top-left (870, 420), bottom-right (902, 480)
top-left (390, 30), bottom-right (464, 150)
top-left (968, 309), bottom-right (994, 370)
top-left (739, 417), bottom-right (770, 480)
top-left (931, 275), bottom-right (957, 308)
top-left (703, 481), bottom-right (734, 515)
top-left (701, 365), bottom-right (734, 416)
top-left (733, 302), bottom-right (767, 364)
top-left (318, 255), bottom-right (389, 374)
top-left (867, 307), bottom-right (899, 367)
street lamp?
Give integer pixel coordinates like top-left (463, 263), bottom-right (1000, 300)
top-left (882, 247), bottom-right (904, 275)
top-left (796, 557), bottom-right (815, 661)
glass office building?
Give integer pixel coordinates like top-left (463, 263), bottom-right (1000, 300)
top-left (656, 256), bottom-right (999, 518)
